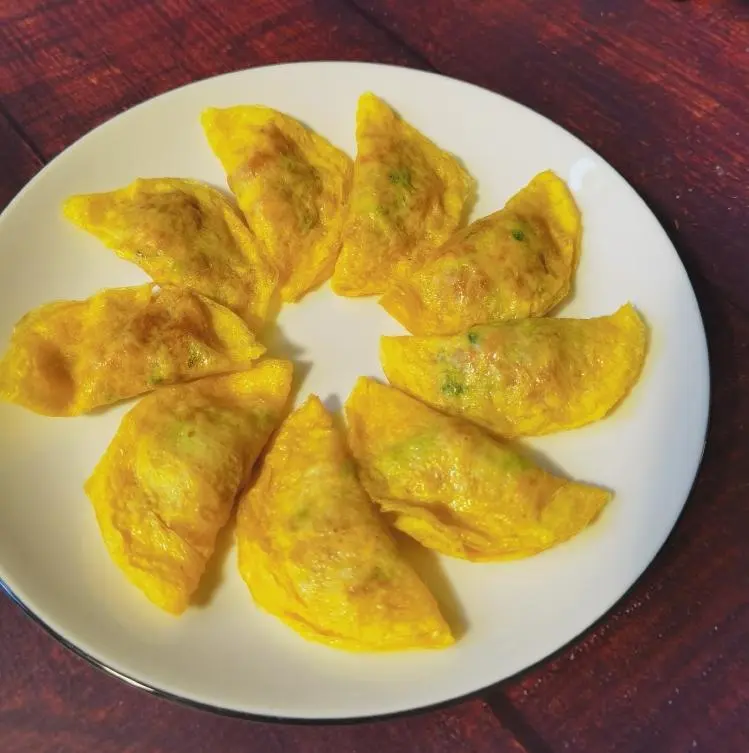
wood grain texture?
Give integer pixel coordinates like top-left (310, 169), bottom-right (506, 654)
top-left (0, 0), bottom-right (427, 159)
top-left (488, 279), bottom-right (749, 753)
top-left (0, 111), bottom-right (43, 207)
top-left (0, 597), bottom-right (526, 753)
top-left (1, 0), bottom-right (749, 751)
top-left (337, 3), bottom-right (749, 746)
top-left (351, 0), bottom-right (749, 316)
top-left (0, 3), bottom-right (517, 751)
top-left (490, 280), bottom-right (749, 753)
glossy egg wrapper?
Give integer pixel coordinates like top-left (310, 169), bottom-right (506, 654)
top-left (0, 284), bottom-right (265, 416)
top-left (332, 93), bottom-right (475, 297)
top-left (381, 304), bottom-right (648, 437)
top-left (202, 106), bottom-right (352, 302)
top-left (345, 379), bottom-right (611, 562)
top-left (380, 170), bottom-right (580, 334)
top-left (63, 178), bottom-right (277, 330)
top-left (237, 395), bottom-right (453, 651)
top-left (85, 360), bottom-right (293, 615)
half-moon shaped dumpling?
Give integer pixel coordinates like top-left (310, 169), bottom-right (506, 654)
top-left (345, 378), bottom-right (610, 561)
top-left (201, 106), bottom-right (352, 302)
top-left (0, 284), bottom-right (265, 417)
top-left (381, 304), bottom-right (647, 438)
top-left (380, 170), bottom-right (581, 334)
top-left (331, 93), bottom-right (475, 297)
top-left (85, 360), bottom-right (293, 615)
top-left (63, 178), bottom-right (277, 330)
top-left (237, 395), bottom-right (452, 651)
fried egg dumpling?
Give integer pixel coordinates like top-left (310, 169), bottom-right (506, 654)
top-left (0, 284), bottom-right (265, 417)
top-left (85, 360), bottom-right (293, 614)
top-left (381, 304), bottom-right (647, 437)
top-left (331, 93), bottom-right (475, 297)
top-left (63, 178), bottom-right (277, 330)
top-left (201, 106), bottom-right (352, 302)
top-left (237, 395), bottom-right (452, 651)
top-left (380, 170), bottom-right (581, 334)
top-left (345, 379), bottom-right (610, 561)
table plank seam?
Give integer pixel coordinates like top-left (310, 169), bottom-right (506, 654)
top-left (482, 693), bottom-right (556, 753)
top-left (0, 99), bottom-right (46, 167)
top-left (340, 0), bottom-right (436, 71)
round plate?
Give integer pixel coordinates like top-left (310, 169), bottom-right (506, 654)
top-left (0, 62), bottom-right (709, 720)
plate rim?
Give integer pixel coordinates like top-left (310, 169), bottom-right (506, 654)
top-left (0, 60), bottom-right (711, 722)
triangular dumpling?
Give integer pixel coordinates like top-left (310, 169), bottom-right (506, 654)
top-left (381, 304), bottom-right (647, 437)
top-left (201, 106), bottom-right (352, 302)
top-left (345, 379), bottom-right (610, 561)
top-left (237, 395), bottom-right (452, 650)
top-left (85, 360), bottom-right (293, 614)
top-left (0, 284), bottom-right (265, 416)
top-left (63, 178), bottom-right (277, 330)
top-left (331, 93), bottom-right (475, 297)
top-left (380, 170), bottom-right (581, 334)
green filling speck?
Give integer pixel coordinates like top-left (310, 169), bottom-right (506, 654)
top-left (388, 167), bottom-right (413, 190)
top-left (442, 377), bottom-right (465, 397)
top-left (467, 331), bottom-right (479, 345)
top-left (511, 228), bottom-right (525, 241)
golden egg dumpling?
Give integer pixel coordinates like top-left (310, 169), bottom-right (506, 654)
top-left (201, 106), bottom-right (352, 302)
top-left (0, 284), bottom-right (265, 416)
top-left (85, 360), bottom-right (293, 615)
top-left (331, 93), bottom-right (475, 297)
top-left (381, 304), bottom-right (648, 437)
top-left (237, 395), bottom-right (452, 651)
top-left (380, 170), bottom-right (581, 334)
top-left (345, 378), bottom-right (610, 562)
top-left (63, 178), bottom-right (277, 330)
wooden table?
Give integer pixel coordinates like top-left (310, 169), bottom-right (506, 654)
top-left (1, 1), bottom-right (748, 751)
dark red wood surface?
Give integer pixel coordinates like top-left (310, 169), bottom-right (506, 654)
top-left (1, 1), bottom-right (748, 751)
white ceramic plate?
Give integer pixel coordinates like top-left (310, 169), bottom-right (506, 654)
top-left (0, 62), bottom-right (709, 720)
